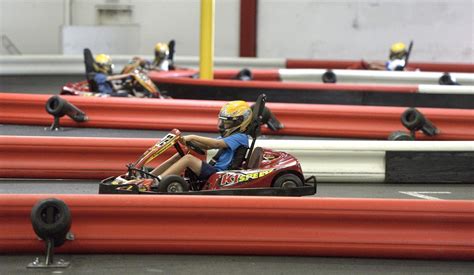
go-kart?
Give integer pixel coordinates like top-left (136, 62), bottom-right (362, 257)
top-left (120, 40), bottom-right (177, 74)
top-left (61, 48), bottom-right (162, 98)
top-left (99, 95), bottom-right (316, 196)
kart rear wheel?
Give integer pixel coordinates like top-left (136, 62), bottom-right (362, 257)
top-left (158, 175), bottom-right (190, 193)
top-left (273, 174), bottom-right (303, 189)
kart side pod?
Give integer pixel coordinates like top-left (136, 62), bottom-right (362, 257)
top-left (45, 95), bottom-right (88, 131)
top-left (388, 108), bottom-right (440, 140)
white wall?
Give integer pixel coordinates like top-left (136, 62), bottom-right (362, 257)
top-left (0, 0), bottom-right (472, 62)
top-left (258, 0), bottom-right (473, 62)
top-left (0, 0), bottom-right (64, 54)
top-left (0, 0), bottom-right (239, 56)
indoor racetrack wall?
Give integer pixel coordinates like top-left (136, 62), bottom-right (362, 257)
top-left (0, 0), bottom-right (472, 62)
top-left (257, 0), bottom-right (473, 62)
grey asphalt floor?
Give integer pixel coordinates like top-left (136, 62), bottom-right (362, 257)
top-left (0, 75), bottom-right (84, 94)
top-left (0, 124), bottom-right (331, 140)
top-left (1, 254), bottom-right (473, 275)
top-left (1, 179), bottom-right (473, 200)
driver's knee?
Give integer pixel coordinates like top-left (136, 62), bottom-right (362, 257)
top-left (181, 154), bottom-right (202, 170)
top-left (181, 154), bottom-right (199, 163)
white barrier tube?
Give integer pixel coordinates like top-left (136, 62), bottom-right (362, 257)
top-left (0, 55), bottom-right (285, 75)
top-left (279, 69), bottom-right (474, 86)
top-left (211, 140), bottom-right (474, 183)
top-left (418, 85), bottom-right (474, 94)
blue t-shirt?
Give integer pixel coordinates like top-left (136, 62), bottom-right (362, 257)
top-left (214, 133), bottom-right (249, 171)
top-left (94, 73), bottom-right (114, 94)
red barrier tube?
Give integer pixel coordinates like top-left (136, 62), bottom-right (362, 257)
top-left (0, 136), bottom-right (204, 179)
top-left (0, 93), bottom-right (472, 140)
top-left (0, 194), bottom-right (472, 260)
top-left (286, 59), bottom-right (474, 73)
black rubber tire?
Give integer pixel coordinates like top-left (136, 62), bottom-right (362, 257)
top-left (45, 96), bottom-right (66, 117)
top-left (388, 131), bottom-right (414, 141)
top-left (235, 68), bottom-right (253, 81)
top-left (158, 175), bottom-right (190, 193)
top-left (31, 198), bottom-right (72, 245)
top-left (322, 70), bottom-right (337, 83)
top-left (401, 108), bottom-right (425, 131)
top-left (273, 174), bottom-right (303, 189)
top-left (439, 73), bottom-right (459, 85)
top-left (51, 235), bottom-right (67, 247)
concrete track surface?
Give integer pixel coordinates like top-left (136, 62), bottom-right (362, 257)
top-left (1, 179), bottom-right (473, 200)
top-left (1, 254), bottom-right (473, 275)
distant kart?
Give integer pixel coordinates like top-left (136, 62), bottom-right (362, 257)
top-left (61, 48), bottom-right (161, 98)
top-left (99, 95), bottom-right (315, 196)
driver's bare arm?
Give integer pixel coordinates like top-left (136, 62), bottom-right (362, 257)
top-left (107, 73), bottom-right (132, 81)
top-left (183, 135), bottom-right (227, 150)
top-left (187, 139), bottom-right (210, 149)
top-left (366, 61), bottom-right (387, 70)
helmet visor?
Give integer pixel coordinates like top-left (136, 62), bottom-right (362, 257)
top-left (218, 116), bottom-right (243, 136)
top-left (218, 116), bottom-right (242, 128)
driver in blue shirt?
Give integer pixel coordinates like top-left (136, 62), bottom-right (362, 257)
top-left (93, 54), bottom-right (131, 96)
top-left (363, 42), bottom-right (409, 71)
top-left (151, 100), bottom-right (252, 181)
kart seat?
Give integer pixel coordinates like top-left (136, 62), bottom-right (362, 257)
top-left (83, 48), bottom-right (99, 93)
top-left (228, 146), bottom-right (248, 170)
top-left (246, 147), bottom-right (263, 169)
top-left (86, 72), bottom-right (99, 93)
top-left (227, 146), bottom-right (263, 170)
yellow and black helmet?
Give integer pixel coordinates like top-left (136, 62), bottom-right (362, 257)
top-left (154, 43), bottom-right (170, 60)
top-left (93, 54), bottom-right (113, 74)
top-left (218, 101), bottom-right (252, 137)
top-left (389, 42), bottom-right (408, 60)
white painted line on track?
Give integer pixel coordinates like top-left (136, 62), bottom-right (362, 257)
top-left (399, 191), bottom-right (452, 200)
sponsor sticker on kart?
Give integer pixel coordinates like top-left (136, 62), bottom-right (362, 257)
top-left (144, 133), bottom-right (178, 164)
top-left (219, 169), bottom-right (275, 187)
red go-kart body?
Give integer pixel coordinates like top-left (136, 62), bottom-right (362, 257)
top-left (99, 128), bottom-right (315, 196)
top-left (203, 148), bottom-right (303, 190)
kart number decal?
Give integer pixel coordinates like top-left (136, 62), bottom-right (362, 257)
top-left (145, 134), bottom-right (178, 164)
top-left (219, 169), bottom-right (275, 186)
top-left (157, 133), bottom-right (176, 147)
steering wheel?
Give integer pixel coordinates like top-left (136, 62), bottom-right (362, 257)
top-left (186, 141), bottom-right (206, 155)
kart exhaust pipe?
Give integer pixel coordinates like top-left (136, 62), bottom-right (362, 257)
top-left (261, 106), bottom-right (284, 131)
top-left (45, 95), bottom-right (88, 131)
top-left (401, 108), bottom-right (439, 137)
top-left (250, 104), bottom-right (284, 131)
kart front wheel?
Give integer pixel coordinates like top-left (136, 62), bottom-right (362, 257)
top-left (158, 175), bottom-right (190, 193)
top-left (273, 174), bottom-right (303, 189)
